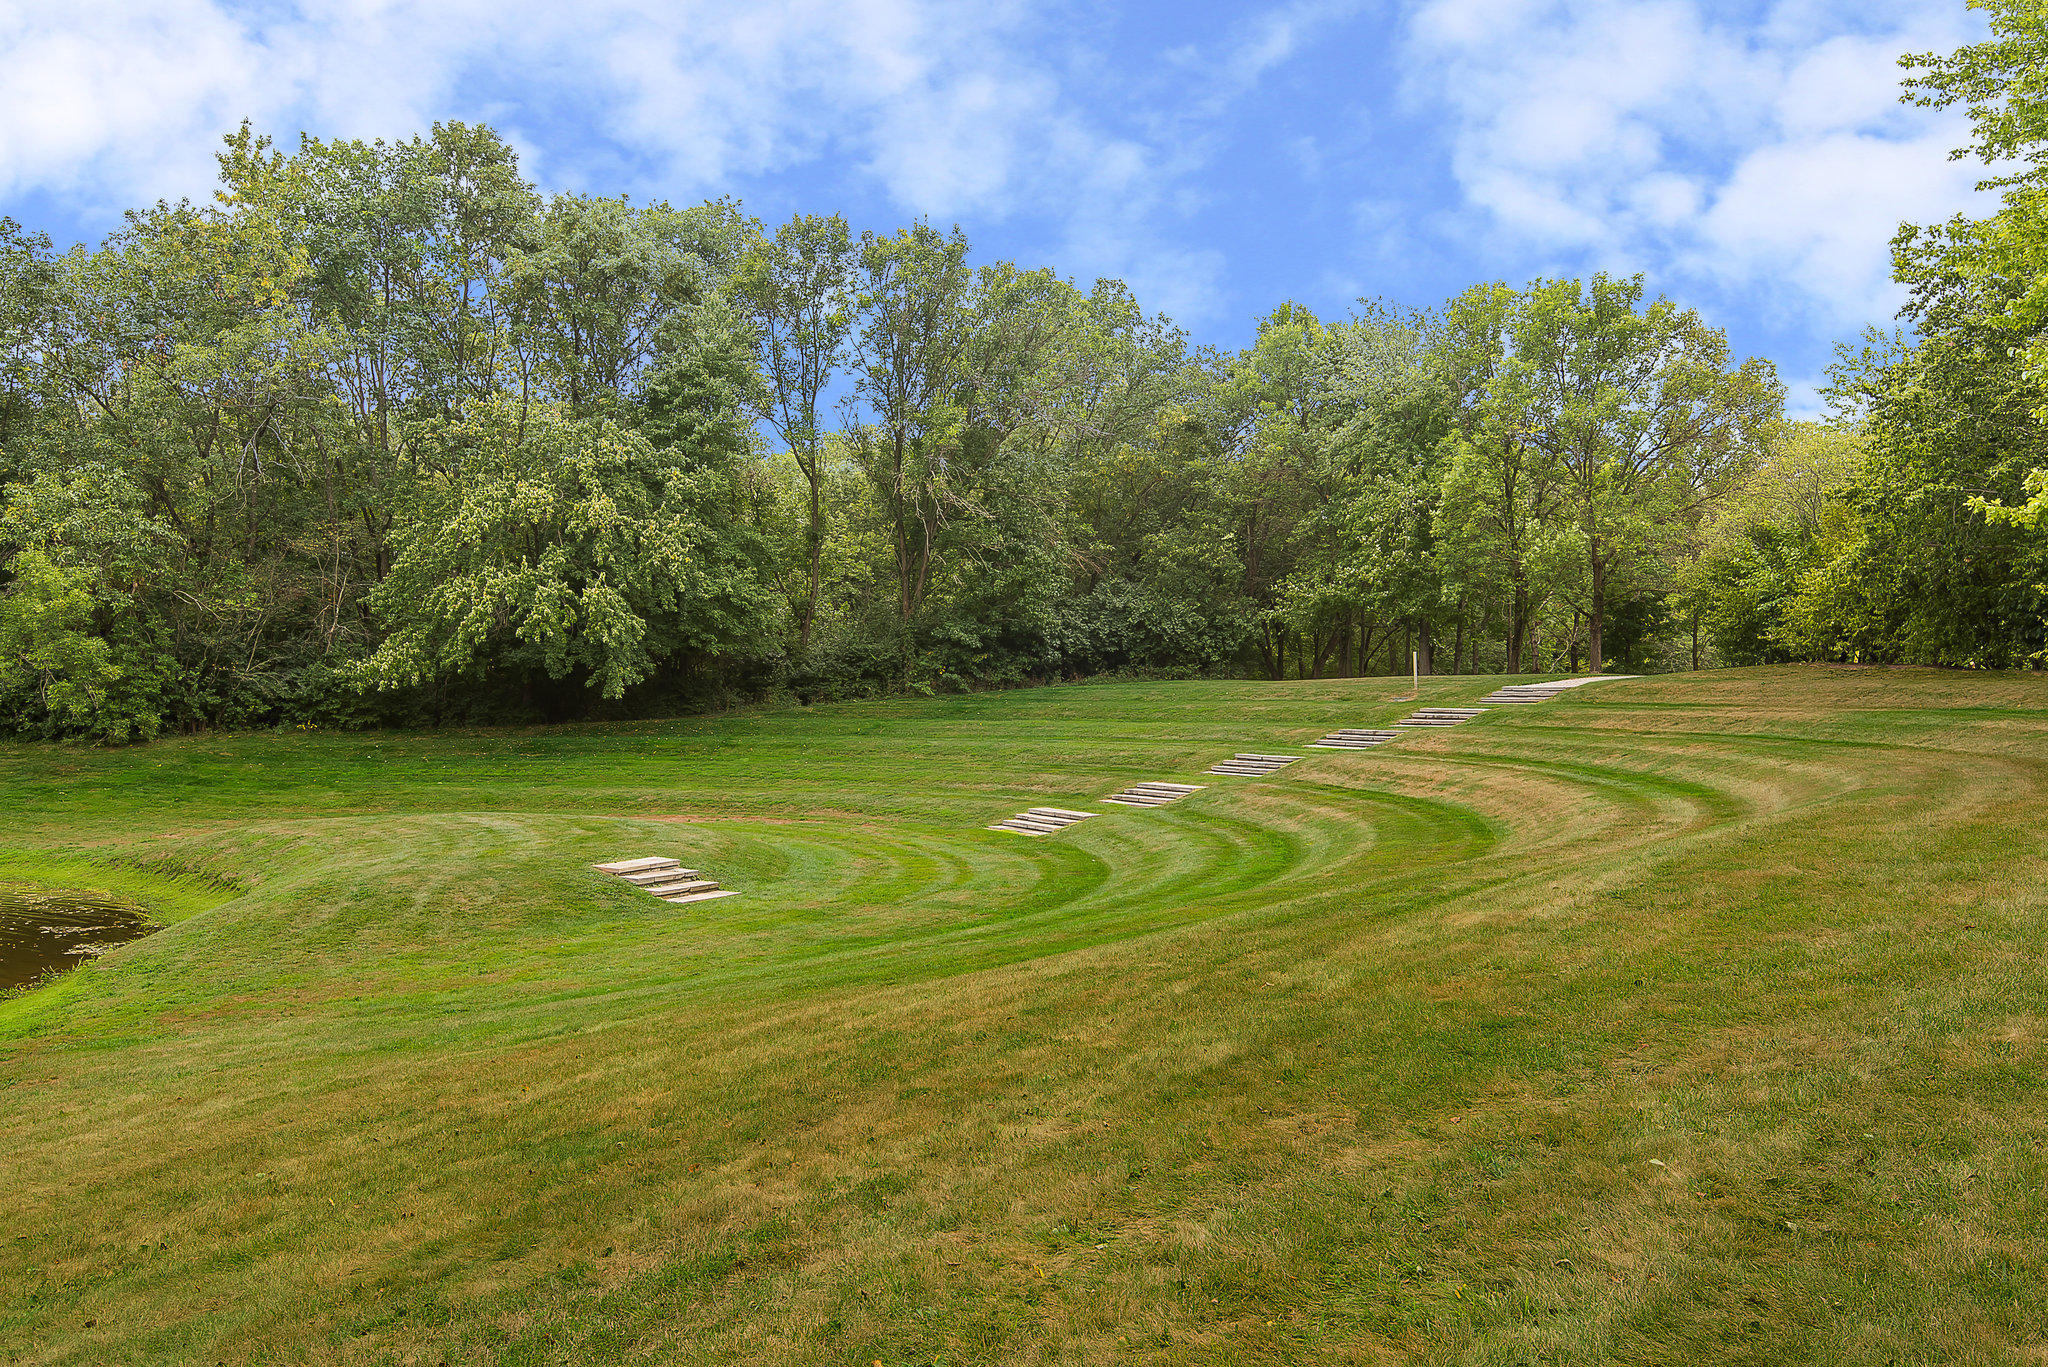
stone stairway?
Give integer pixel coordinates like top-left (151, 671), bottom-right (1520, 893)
top-left (1480, 682), bottom-right (1578, 704)
top-left (1206, 753), bottom-right (1299, 776)
top-left (1480, 675), bottom-right (1634, 704)
top-left (988, 807), bottom-right (1097, 836)
top-left (1396, 707), bottom-right (1488, 728)
top-left (1103, 782), bottom-right (1204, 807)
top-left (594, 857), bottom-right (741, 904)
top-left (1311, 728), bottom-right (1402, 749)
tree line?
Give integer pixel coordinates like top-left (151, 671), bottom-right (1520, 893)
top-left (0, 9), bottom-right (2044, 742)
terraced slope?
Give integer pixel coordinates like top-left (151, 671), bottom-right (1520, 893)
top-left (1, 667), bottom-right (2044, 1364)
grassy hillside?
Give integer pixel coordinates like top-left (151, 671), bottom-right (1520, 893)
top-left (2, 667), bottom-right (2044, 1364)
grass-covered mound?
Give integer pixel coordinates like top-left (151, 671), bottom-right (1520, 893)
top-left (2, 667), bottom-right (2043, 1363)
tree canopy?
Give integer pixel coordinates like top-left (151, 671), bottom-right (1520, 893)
top-left (3, 14), bottom-right (2046, 742)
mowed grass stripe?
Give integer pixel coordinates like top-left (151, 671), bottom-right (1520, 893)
top-left (2, 667), bottom-right (2045, 1363)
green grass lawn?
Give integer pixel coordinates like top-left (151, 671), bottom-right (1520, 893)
top-left (2, 666), bottom-right (2045, 1364)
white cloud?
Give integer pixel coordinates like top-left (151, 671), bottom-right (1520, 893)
top-left (0, 1), bottom-right (283, 210)
top-left (1400, 0), bottom-right (1992, 327)
top-left (0, 3), bottom-right (1095, 236)
top-left (3, 0), bottom-right (1353, 323)
top-left (20, 0), bottom-right (1977, 350)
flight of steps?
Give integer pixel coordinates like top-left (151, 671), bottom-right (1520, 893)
top-left (1480, 681), bottom-right (1580, 704)
top-left (1103, 781), bottom-right (1204, 807)
top-left (1311, 728), bottom-right (1401, 749)
top-left (989, 807), bottom-right (1097, 836)
top-left (1206, 753), bottom-right (1299, 776)
top-left (1395, 707), bottom-right (1488, 728)
top-left (1480, 675), bottom-right (1634, 704)
top-left (593, 857), bottom-right (741, 904)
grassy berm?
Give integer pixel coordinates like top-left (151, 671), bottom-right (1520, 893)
top-left (1, 667), bottom-right (2044, 1364)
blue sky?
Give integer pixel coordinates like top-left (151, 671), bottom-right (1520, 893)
top-left (0, 0), bottom-right (1995, 411)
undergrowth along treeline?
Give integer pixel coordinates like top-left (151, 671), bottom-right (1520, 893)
top-left (0, 8), bottom-right (2043, 741)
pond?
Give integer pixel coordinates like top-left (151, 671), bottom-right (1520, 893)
top-left (0, 890), bottom-right (157, 992)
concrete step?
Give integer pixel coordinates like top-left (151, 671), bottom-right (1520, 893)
top-left (644, 877), bottom-right (719, 897)
top-left (1095, 779), bottom-right (1205, 807)
top-left (1311, 740), bottom-right (1385, 748)
top-left (594, 856), bottom-right (681, 875)
top-left (991, 805), bottom-right (1097, 835)
top-left (620, 866), bottom-right (700, 885)
top-left (598, 855), bottom-right (739, 903)
top-left (664, 888), bottom-right (742, 904)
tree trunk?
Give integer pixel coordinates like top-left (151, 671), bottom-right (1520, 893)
top-left (1588, 549), bottom-right (1606, 673)
top-left (800, 459), bottom-right (822, 651)
top-left (1690, 609), bottom-right (1701, 671)
top-left (1313, 629), bottom-right (1343, 679)
top-left (1417, 619), bottom-right (1433, 676)
top-left (892, 431), bottom-right (913, 621)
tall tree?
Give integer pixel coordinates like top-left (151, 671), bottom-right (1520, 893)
top-left (733, 214), bottom-right (854, 651)
top-left (844, 221), bottom-right (975, 627)
top-left (504, 195), bottom-right (738, 418)
top-left (1501, 275), bottom-right (1780, 671)
top-left (1435, 283), bottom-right (1565, 672)
top-left (357, 395), bottom-right (774, 708)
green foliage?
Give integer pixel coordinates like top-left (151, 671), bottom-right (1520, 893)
top-left (0, 551), bottom-right (134, 739)
top-left (10, 48), bottom-right (2043, 742)
top-left (1780, 9), bottom-right (2048, 669)
top-left (1899, 3), bottom-right (2048, 546)
top-left (1678, 422), bottom-right (1868, 665)
top-left (0, 466), bottom-right (181, 741)
top-left (1493, 274), bottom-right (1781, 670)
top-left (733, 212), bottom-right (854, 650)
top-left (358, 398), bottom-right (777, 701)
top-left (1433, 277), bottom-right (1781, 672)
